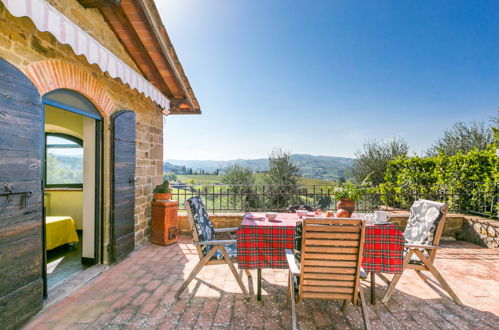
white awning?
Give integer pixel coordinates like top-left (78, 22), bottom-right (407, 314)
top-left (2, 0), bottom-right (170, 109)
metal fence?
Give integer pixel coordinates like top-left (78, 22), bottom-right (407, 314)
top-left (170, 182), bottom-right (498, 218)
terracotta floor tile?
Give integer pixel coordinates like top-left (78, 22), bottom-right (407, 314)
top-left (23, 237), bottom-right (499, 329)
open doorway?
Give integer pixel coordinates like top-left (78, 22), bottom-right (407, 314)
top-left (42, 89), bottom-right (102, 297)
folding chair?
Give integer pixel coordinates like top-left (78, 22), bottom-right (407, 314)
top-left (381, 199), bottom-right (463, 305)
top-left (286, 217), bottom-right (371, 330)
top-left (175, 196), bottom-right (250, 299)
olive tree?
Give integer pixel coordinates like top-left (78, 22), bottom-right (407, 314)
top-left (222, 164), bottom-right (257, 210)
top-left (263, 149), bottom-right (301, 210)
top-left (426, 120), bottom-right (495, 156)
top-left (350, 138), bottom-right (408, 185)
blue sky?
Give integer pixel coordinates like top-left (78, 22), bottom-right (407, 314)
top-left (157, 0), bottom-right (498, 160)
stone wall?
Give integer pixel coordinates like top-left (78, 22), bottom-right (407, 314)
top-left (178, 213), bottom-right (244, 233)
top-left (178, 212), bottom-right (478, 242)
top-left (0, 2), bottom-right (164, 254)
top-left (388, 212), bottom-right (466, 238)
top-left (457, 218), bottom-right (499, 249)
top-left (134, 122), bottom-right (163, 245)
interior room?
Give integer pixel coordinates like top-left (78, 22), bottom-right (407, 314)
top-left (44, 103), bottom-right (98, 291)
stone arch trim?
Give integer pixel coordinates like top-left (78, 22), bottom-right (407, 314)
top-left (24, 60), bottom-right (115, 116)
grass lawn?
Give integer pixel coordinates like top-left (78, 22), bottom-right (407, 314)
top-left (176, 174), bottom-right (224, 184)
top-left (176, 174), bottom-right (334, 186)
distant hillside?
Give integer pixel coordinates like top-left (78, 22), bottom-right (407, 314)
top-left (164, 154), bottom-right (353, 182)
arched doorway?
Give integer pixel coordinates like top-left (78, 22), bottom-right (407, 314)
top-left (42, 89), bottom-right (103, 297)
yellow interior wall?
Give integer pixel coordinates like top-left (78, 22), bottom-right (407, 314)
top-left (45, 105), bottom-right (84, 138)
top-left (45, 106), bottom-right (84, 228)
top-left (44, 190), bottom-right (83, 229)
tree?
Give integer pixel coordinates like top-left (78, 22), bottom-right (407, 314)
top-left (222, 164), bottom-right (257, 210)
top-left (350, 138), bottom-right (408, 185)
top-left (163, 171), bottom-right (177, 182)
top-left (426, 120), bottom-right (494, 156)
top-left (263, 149), bottom-right (301, 209)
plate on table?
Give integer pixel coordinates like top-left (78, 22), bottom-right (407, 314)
top-left (245, 215), bottom-right (265, 221)
top-left (374, 221), bottom-right (393, 225)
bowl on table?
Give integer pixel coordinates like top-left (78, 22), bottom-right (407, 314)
top-left (296, 210), bottom-right (308, 218)
top-left (265, 212), bottom-right (278, 221)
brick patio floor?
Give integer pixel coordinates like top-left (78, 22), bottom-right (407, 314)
top-left (24, 236), bottom-right (499, 329)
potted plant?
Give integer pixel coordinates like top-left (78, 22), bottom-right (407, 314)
top-left (332, 181), bottom-right (369, 216)
top-left (153, 180), bottom-right (172, 201)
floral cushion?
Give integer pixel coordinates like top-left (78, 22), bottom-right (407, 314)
top-left (294, 221), bottom-right (303, 265)
top-left (286, 205), bottom-right (317, 213)
top-left (210, 243), bottom-right (237, 261)
top-left (404, 199), bottom-right (446, 263)
top-left (187, 196), bottom-right (215, 255)
top-left (293, 221), bottom-right (303, 296)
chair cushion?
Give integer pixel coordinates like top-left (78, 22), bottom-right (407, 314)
top-left (404, 199), bottom-right (446, 246)
top-left (294, 275), bottom-right (300, 297)
top-left (286, 205), bottom-right (317, 213)
top-left (187, 196), bottom-right (215, 255)
top-left (210, 243), bottom-right (237, 261)
top-left (292, 222), bottom-right (303, 297)
top-left (293, 221), bottom-right (303, 265)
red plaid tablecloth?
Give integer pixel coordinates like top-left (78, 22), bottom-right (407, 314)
top-left (236, 213), bottom-right (298, 269)
top-left (362, 223), bottom-right (405, 273)
top-left (236, 213), bottom-right (405, 273)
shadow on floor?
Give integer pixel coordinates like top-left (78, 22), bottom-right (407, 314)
top-left (25, 238), bottom-right (499, 329)
top-left (47, 231), bottom-right (90, 290)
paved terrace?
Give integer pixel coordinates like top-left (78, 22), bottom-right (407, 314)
top-left (25, 237), bottom-right (498, 330)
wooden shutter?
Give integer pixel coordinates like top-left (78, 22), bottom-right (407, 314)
top-left (0, 58), bottom-right (43, 325)
top-left (111, 110), bottom-right (136, 261)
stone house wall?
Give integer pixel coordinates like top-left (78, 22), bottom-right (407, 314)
top-left (0, 0), bottom-right (164, 255)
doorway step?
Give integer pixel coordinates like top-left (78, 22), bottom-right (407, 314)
top-left (44, 264), bottom-right (108, 309)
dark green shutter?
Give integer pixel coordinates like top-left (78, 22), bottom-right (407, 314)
top-left (0, 58), bottom-right (44, 326)
top-left (111, 110), bottom-right (136, 262)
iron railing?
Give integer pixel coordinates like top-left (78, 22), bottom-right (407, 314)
top-left (170, 182), bottom-right (498, 218)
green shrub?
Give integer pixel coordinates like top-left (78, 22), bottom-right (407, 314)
top-left (153, 180), bottom-right (171, 193)
top-left (380, 146), bottom-right (498, 216)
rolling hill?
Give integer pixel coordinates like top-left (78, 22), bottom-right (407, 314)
top-left (164, 154), bottom-right (353, 181)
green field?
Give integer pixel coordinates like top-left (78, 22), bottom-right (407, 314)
top-left (176, 174), bottom-right (224, 184)
top-left (176, 174), bottom-right (334, 186)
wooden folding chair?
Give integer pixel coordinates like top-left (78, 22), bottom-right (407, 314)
top-left (286, 217), bottom-right (371, 330)
top-left (175, 196), bottom-right (250, 299)
top-left (381, 199), bottom-right (463, 305)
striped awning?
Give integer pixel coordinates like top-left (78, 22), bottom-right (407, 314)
top-left (2, 0), bottom-right (170, 109)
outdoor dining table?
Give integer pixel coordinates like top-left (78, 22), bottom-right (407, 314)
top-left (236, 212), bottom-right (405, 303)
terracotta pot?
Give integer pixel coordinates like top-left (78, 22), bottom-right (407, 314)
top-left (335, 209), bottom-right (351, 218)
top-left (336, 198), bottom-right (355, 216)
top-left (154, 192), bottom-right (172, 201)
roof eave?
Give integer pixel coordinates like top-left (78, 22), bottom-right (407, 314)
top-left (85, 0), bottom-right (201, 114)
top-left (137, 0), bottom-right (201, 115)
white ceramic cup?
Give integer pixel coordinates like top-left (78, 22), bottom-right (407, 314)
top-left (374, 211), bottom-right (388, 224)
top-left (364, 214), bottom-right (374, 223)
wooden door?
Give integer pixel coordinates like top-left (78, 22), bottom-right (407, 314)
top-left (0, 58), bottom-right (44, 325)
top-left (111, 110), bottom-right (136, 262)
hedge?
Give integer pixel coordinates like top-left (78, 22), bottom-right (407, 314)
top-left (379, 146), bottom-right (498, 216)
